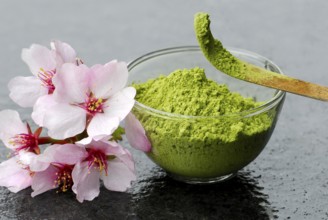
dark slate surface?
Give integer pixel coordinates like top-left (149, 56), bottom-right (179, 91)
top-left (1, 1), bottom-right (328, 219)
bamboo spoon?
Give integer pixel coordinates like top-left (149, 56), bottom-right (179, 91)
top-left (194, 12), bottom-right (328, 101)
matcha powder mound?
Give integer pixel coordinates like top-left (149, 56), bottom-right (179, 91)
top-left (134, 67), bottom-right (259, 116)
top-left (131, 67), bottom-right (276, 177)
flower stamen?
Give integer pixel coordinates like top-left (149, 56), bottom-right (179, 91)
top-left (9, 133), bottom-right (38, 153)
top-left (87, 97), bottom-right (104, 114)
top-left (85, 149), bottom-right (108, 175)
top-left (38, 68), bottom-right (56, 94)
top-left (76, 58), bottom-right (84, 65)
top-left (53, 164), bottom-right (73, 193)
top-left (78, 93), bottom-right (106, 118)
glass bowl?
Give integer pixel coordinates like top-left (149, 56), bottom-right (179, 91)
top-left (127, 46), bottom-right (285, 184)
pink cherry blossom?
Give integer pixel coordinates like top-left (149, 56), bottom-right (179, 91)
top-left (40, 60), bottom-right (136, 140)
top-left (8, 40), bottom-right (77, 107)
top-left (0, 110), bottom-right (39, 192)
top-left (125, 113), bottom-right (152, 152)
top-left (29, 144), bottom-right (87, 197)
top-left (0, 109), bottom-right (40, 154)
top-left (72, 140), bottom-right (136, 203)
top-left (0, 151), bottom-right (36, 193)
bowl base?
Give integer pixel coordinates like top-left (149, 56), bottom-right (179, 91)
top-left (167, 172), bottom-right (237, 184)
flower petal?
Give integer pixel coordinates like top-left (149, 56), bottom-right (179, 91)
top-left (44, 103), bottom-right (86, 139)
top-left (125, 113), bottom-right (152, 152)
top-left (51, 40), bottom-right (77, 63)
top-left (103, 87), bottom-right (136, 121)
top-left (52, 63), bottom-right (89, 103)
top-left (76, 134), bottom-right (113, 145)
top-left (72, 161), bottom-right (100, 203)
top-left (81, 140), bottom-right (121, 155)
top-left (0, 156), bottom-right (32, 193)
top-left (115, 148), bottom-right (135, 172)
top-left (18, 151), bottom-right (37, 166)
top-left (121, 86), bottom-right (137, 99)
top-left (30, 144), bottom-right (87, 172)
top-left (8, 76), bottom-right (48, 107)
top-left (31, 165), bottom-right (57, 197)
top-left (0, 109), bottom-right (28, 149)
top-left (101, 158), bottom-right (136, 192)
top-left (46, 144), bottom-right (87, 165)
top-left (90, 141), bottom-right (134, 171)
top-left (29, 154), bottom-right (50, 172)
top-left (21, 44), bottom-right (56, 76)
top-left (90, 60), bottom-right (129, 98)
top-left (87, 114), bottom-right (120, 139)
top-left (76, 136), bottom-right (93, 145)
top-left (32, 94), bottom-right (57, 126)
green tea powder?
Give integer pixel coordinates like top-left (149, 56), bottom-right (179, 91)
top-left (132, 68), bottom-right (275, 178)
top-left (135, 67), bottom-right (259, 116)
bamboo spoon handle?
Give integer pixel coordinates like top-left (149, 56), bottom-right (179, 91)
top-left (194, 12), bottom-right (328, 101)
top-left (242, 61), bottom-right (328, 101)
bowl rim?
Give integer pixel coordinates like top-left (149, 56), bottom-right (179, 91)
top-left (127, 46), bottom-right (286, 119)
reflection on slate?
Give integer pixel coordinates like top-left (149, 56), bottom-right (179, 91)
top-left (131, 167), bottom-right (276, 219)
top-left (1, 166), bottom-right (276, 219)
top-left (0, 185), bottom-right (134, 219)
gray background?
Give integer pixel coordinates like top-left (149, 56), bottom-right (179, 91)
top-left (0, 0), bottom-right (327, 219)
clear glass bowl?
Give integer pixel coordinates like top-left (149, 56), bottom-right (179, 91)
top-left (127, 46), bottom-right (285, 184)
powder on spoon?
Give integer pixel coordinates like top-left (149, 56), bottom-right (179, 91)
top-left (194, 12), bottom-right (248, 80)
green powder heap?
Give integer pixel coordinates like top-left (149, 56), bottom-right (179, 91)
top-left (134, 67), bottom-right (259, 116)
top-left (132, 68), bottom-right (276, 178)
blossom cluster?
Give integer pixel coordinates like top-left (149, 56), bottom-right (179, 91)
top-left (0, 41), bottom-right (140, 202)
